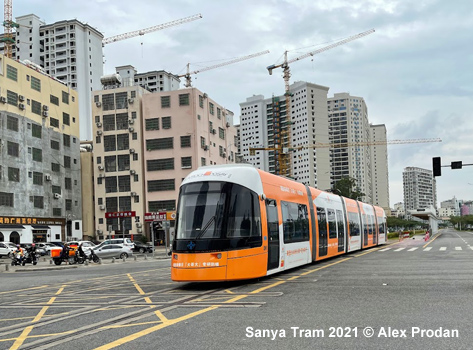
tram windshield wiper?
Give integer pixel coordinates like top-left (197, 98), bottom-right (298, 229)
top-left (195, 216), bottom-right (216, 239)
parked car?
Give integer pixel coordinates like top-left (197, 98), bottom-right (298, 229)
top-left (94, 238), bottom-right (134, 250)
top-left (0, 242), bottom-right (16, 258)
top-left (36, 242), bottom-right (58, 255)
top-left (66, 241), bottom-right (96, 252)
top-left (93, 243), bottom-right (133, 259)
top-left (20, 243), bottom-right (47, 256)
top-left (132, 241), bottom-right (154, 254)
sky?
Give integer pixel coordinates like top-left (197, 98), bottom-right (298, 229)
top-left (12, 0), bottom-right (473, 208)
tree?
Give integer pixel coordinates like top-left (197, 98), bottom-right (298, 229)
top-left (332, 176), bottom-right (365, 200)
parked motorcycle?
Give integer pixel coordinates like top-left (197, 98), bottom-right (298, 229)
top-left (10, 252), bottom-right (23, 266)
top-left (89, 249), bottom-right (100, 264)
top-left (22, 250), bottom-right (38, 265)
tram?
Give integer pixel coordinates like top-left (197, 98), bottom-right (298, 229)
top-left (171, 164), bottom-right (386, 282)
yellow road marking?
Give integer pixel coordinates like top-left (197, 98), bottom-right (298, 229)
top-left (301, 258), bottom-right (352, 276)
top-left (128, 274), bottom-right (145, 295)
top-left (224, 289), bottom-right (235, 294)
top-left (0, 285), bottom-right (49, 295)
top-left (423, 233), bottom-right (442, 248)
top-left (101, 321), bottom-right (163, 329)
top-left (0, 330), bottom-right (74, 343)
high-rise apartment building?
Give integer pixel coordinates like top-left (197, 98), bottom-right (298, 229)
top-left (240, 81), bottom-right (331, 190)
top-left (1, 14), bottom-right (104, 141)
top-left (370, 124), bottom-right (389, 210)
top-left (328, 92), bottom-right (373, 202)
top-left (402, 167), bottom-right (437, 212)
top-left (0, 53), bottom-right (82, 244)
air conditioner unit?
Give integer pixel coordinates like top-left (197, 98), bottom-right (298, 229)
top-left (128, 119), bottom-right (134, 124)
top-left (128, 127), bottom-right (134, 132)
top-left (136, 222), bottom-right (142, 228)
top-left (53, 193), bottom-right (61, 199)
top-left (97, 130), bottom-right (102, 136)
top-left (203, 145), bottom-right (209, 151)
top-left (226, 122), bottom-right (230, 127)
top-left (99, 205), bottom-right (105, 210)
top-left (42, 111), bottom-right (49, 117)
top-left (203, 93), bottom-right (208, 99)
top-left (98, 165), bottom-right (104, 171)
top-left (222, 153), bottom-right (226, 158)
top-left (19, 103), bottom-right (25, 110)
top-left (97, 229), bottom-right (103, 234)
top-left (96, 122), bottom-right (102, 127)
top-left (129, 148), bottom-right (135, 154)
top-left (45, 174), bottom-right (51, 181)
top-left (137, 228), bottom-right (143, 233)
top-left (211, 129), bottom-right (216, 134)
top-left (128, 98), bottom-right (134, 104)
top-left (43, 105), bottom-right (49, 111)
top-left (130, 170), bottom-right (136, 175)
top-left (19, 95), bottom-right (25, 102)
top-left (131, 192), bottom-right (137, 197)
top-left (96, 101), bottom-right (102, 107)
top-left (0, 96), bottom-right (6, 103)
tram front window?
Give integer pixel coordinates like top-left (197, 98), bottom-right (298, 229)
top-left (176, 181), bottom-right (262, 250)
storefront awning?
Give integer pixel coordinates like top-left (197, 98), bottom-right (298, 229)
top-left (0, 224), bottom-right (25, 229)
top-left (32, 225), bottom-right (51, 229)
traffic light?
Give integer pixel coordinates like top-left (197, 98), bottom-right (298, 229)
top-left (432, 157), bottom-right (441, 177)
top-left (451, 161), bottom-right (463, 169)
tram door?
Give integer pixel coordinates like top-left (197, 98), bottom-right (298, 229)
top-left (317, 207), bottom-right (328, 257)
top-left (266, 199), bottom-right (280, 270)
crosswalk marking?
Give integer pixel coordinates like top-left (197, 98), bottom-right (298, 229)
top-left (423, 247), bottom-right (432, 251)
top-left (394, 248), bottom-right (405, 252)
top-left (408, 248), bottom-right (418, 251)
top-left (377, 246), bottom-right (472, 252)
top-left (455, 247), bottom-right (462, 251)
top-left (439, 247), bottom-right (447, 251)
top-left (379, 248), bottom-right (391, 251)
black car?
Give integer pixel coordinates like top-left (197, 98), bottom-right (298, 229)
top-left (132, 241), bottom-right (154, 254)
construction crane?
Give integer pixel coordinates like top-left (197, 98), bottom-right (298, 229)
top-left (266, 29), bottom-right (375, 177)
top-left (249, 138), bottom-right (442, 155)
top-left (178, 50), bottom-right (270, 88)
top-left (2, 0), bottom-right (18, 58)
top-left (102, 13), bottom-right (202, 46)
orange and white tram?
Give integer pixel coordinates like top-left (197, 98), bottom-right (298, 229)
top-left (171, 164), bottom-right (387, 282)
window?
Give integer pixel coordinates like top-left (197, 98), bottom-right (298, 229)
top-left (63, 134), bottom-right (71, 147)
top-left (201, 157), bottom-right (206, 166)
top-left (105, 177), bottom-right (118, 193)
top-left (104, 135), bottom-right (116, 152)
top-left (50, 140), bottom-right (60, 150)
top-left (7, 90), bottom-right (18, 106)
top-left (116, 113), bottom-right (128, 130)
top-left (217, 107), bottom-right (221, 119)
top-left (199, 95), bottom-right (204, 108)
top-left (209, 102), bottom-right (214, 115)
top-left (62, 91), bottom-right (69, 104)
top-left (327, 209), bottom-right (337, 239)
top-left (33, 196), bottom-right (44, 209)
top-left (148, 179), bottom-right (175, 192)
top-left (102, 93), bottom-right (114, 111)
top-left (31, 100), bottom-right (42, 115)
top-left (149, 200), bottom-right (175, 212)
top-left (118, 175), bottom-right (130, 192)
top-left (105, 156), bottom-right (117, 172)
top-left (146, 137), bottom-right (173, 151)
top-left (180, 135), bottom-right (191, 148)
top-left (52, 185), bottom-right (61, 195)
top-left (32, 124), bottom-right (42, 138)
top-left (52, 163), bottom-right (60, 172)
top-left (50, 94), bottom-right (59, 105)
top-left (64, 156), bottom-right (71, 168)
top-left (115, 92), bottom-right (128, 109)
top-left (7, 141), bottom-right (19, 157)
top-left (281, 201), bottom-right (309, 243)
top-left (7, 116), bottom-right (19, 131)
top-left (116, 134), bottom-right (129, 150)
top-left (53, 208), bottom-right (62, 217)
top-left (31, 76), bottom-right (41, 91)
top-left (162, 116), bottom-right (171, 129)
top-left (8, 167), bottom-right (20, 182)
top-left (145, 118), bottom-right (159, 130)
top-left (147, 158), bottom-right (174, 171)
top-left (348, 212), bottom-right (360, 236)
top-left (181, 156), bottom-right (192, 168)
top-left (219, 127), bottom-right (225, 140)
top-left (66, 199), bottom-right (72, 211)
top-left (117, 154), bottom-right (130, 171)
top-left (161, 96), bottom-right (170, 108)
top-left (179, 93), bottom-right (189, 106)
top-left (65, 177), bottom-right (72, 190)
top-left (200, 136), bottom-right (206, 148)
top-left (63, 112), bottom-right (70, 126)
top-left (6, 65), bottom-right (17, 81)
top-left (103, 114), bottom-right (115, 131)
top-left (0, 192), bottom-right (14, 207)
top-left (50, 118), bottom-right (59, 128)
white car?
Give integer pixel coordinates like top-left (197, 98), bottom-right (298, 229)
top-left (67, 240), bottom-right (96, 252)
top-left (36, 242), bottom-right (58, 255)
top-left (93, 244), bottom-right (133, 259)
top-left (0, 242), bottom-right (17, 258)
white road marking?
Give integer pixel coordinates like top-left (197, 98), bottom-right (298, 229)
top-left (379, 248), bottom-right (391, 251)
top-left (394, 248), bottom-right (405, 252)
top-left (455, 247), bottom-right (462, 251)
top-left (423, 247), bottom-right (432, 251)
top-left (439, 247), bottom-right (447, 251)
top-left (408, 248), bottom-right (418, 251)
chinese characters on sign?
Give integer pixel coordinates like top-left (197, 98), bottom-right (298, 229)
top-left (105, 211), bottom-right (136, 219)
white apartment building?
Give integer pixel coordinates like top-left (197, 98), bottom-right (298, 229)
top-left (370, 124), bottom-right (389, 210)
top-left (239, 81), bottom-right (331, 190)
top-left (1, 14), bottom-right (104, 141)
top-left (116, 65), bottom-right (180, 92)
top-left (328, 92), bottom-right (373, 203)
top-left (392, 202), bottom-right (406, 217)
top-left (402, 167), bottom-right (437, 212)
top-left (440, 197), bottom-right (461, 216)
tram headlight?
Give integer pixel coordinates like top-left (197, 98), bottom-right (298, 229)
top-left (217, 253), bottom-right (222, 259)
top-left (173, 254), bottom-right (178, 260)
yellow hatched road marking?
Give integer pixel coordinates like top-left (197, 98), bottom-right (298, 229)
top-left (423, 233), bottom-right (442, 248)
top-left (127, 274), bottom-right (145, 295)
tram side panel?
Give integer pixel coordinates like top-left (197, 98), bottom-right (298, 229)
top-left (342, 197), bottom-right (362, 253)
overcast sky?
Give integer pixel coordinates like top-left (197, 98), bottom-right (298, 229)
top-left (14, 0), bottom-right (473, 208)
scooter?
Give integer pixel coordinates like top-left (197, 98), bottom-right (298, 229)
top-left (10, 252), bottom-right (23, 266)
top-left (22, 250), bottom-right (38, 265)
top-left (89, 249), bottom-right (100, 263)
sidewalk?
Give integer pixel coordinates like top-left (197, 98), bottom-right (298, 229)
top-left (0, 246), bottom-right (171, 273)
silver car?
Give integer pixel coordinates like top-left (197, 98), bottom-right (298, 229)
top-left (93, 244), bottom-right (133, 259)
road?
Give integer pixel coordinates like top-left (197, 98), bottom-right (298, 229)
top-left (1, 228), bottom-right (473, 350)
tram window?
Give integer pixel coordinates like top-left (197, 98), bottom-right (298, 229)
top-left (317, 207), bottom-right (327, 237)
top-left (327, 209), bottom-right (337, 239)
top-left (226, 186), bottom-right (261, 239)
top-left (281, 201), bottom-right (309, 243)
top-left (336, 209), bottom-right (345, 235)
top-left (348, 212), bottom-right (360, 236)
top-left (377, 216), bottom-right (385, 234)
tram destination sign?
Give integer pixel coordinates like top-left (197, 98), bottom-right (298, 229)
top-left (105, 211), bottom-right (136, 219)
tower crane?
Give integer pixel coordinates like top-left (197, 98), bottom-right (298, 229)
top-left (2, 0), bottom-right (18, 58)
top-left (178, 50), bottom-right (270, 87)
top-left (249, 138), bottom-right (442, 155)
top-left (102, 13), bottom-right (202, 46)
top-left (266, 29), bottom-right (375, 177)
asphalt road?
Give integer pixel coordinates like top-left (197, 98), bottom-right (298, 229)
top-left (1, 228), bottom-right (473, 350)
